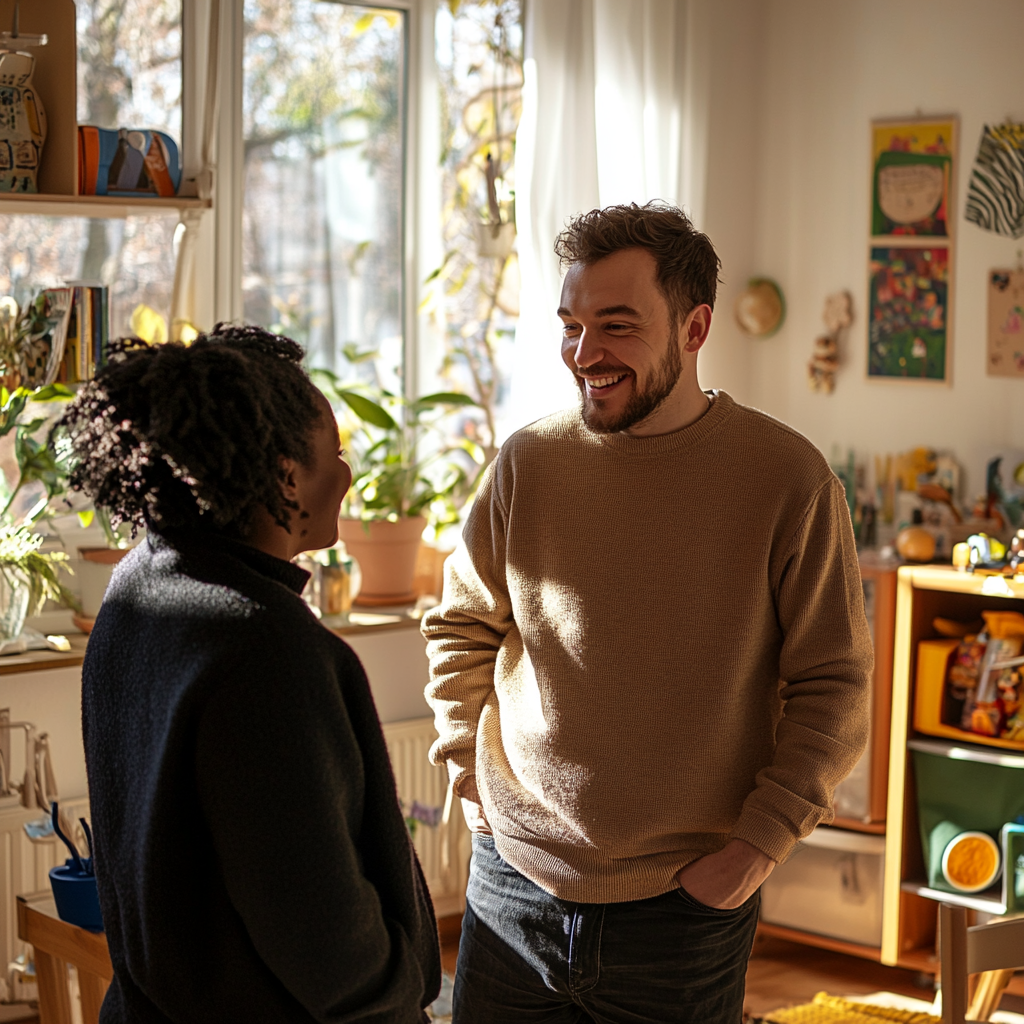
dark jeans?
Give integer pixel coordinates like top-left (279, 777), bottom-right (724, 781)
top-left (454, 835), bottom-right (759, 1024)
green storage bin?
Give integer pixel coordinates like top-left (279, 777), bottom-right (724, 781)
top-left (912, 749), bottom-right (1024, 893)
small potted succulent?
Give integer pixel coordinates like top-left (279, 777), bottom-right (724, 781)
top-left (312, 367), bottom-right (481, 606)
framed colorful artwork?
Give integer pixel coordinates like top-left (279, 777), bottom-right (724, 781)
top-left (867, 246), bottom-right (949, 381)
top-left (987, 269), bottom-right (1024, 377)
top-left (871, 118), bottom-right (957, 239)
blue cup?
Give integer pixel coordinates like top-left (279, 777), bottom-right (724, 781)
top-left (49, 863), bottom-right (103, 932)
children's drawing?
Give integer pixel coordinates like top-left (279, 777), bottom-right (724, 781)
top-left (871, 119), bottom-right (956, 238)
top-left (987, 269), bottom-right (1024, 378)
top-left (868, 246), bottom-right (948, 381)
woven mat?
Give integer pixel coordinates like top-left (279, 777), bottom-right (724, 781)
top-left (756, 992), bottom-right (940, 1024)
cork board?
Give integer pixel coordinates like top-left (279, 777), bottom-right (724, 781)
top-left (987, 269), bottom-right (1024, 378)
top-left (0, 0), bottom-right (77, 195)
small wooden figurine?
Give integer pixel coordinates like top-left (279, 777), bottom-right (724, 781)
top-left (808, 291), bottom-right (852, 394)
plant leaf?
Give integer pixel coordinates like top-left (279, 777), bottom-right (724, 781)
top-left (337, 390), bottom-right (398, 430)
top-left (411, 391), bottom-right (479, 411)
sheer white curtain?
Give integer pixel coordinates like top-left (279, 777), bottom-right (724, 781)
top-left (506, 0), bottom-right (710, 437)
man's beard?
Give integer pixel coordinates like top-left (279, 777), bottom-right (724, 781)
top-left (575, 324), bottom-right (682, 434)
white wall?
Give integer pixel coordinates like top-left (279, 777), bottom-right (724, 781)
top-left (697, 0), bottom-right (762, 404)
top-left (701, 0), bottom-right (1024, 501)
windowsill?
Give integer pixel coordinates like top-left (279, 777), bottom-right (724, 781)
top-left (326, 607), bottom-right (428, 637)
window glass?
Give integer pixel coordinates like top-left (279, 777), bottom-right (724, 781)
top-left (76, 0), bottom-right (183, 138)
top-left (242, 1), bottom-right (405, 391)
top-left (0, 215), bottom-right (178, 337)
top-left (433, 0), bottom-right (523, 456)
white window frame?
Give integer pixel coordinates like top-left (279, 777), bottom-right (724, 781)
top-left (185, 0), bottom-right (442, 402)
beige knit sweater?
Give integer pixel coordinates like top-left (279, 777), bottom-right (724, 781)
top-left (423, 391), bottom-right (872, 904)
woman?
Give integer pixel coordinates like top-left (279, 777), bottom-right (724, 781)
top-left (59, 326), bottom-right (440, 1023)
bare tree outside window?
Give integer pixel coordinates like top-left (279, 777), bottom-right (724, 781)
top-left (242, 1), bottom-right (405, 394)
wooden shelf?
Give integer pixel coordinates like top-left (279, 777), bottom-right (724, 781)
top-left (908, 736), bottom-right (1024, 769)
top-left (883, 564), bottom-right (1024, 968)
top-left (0, 634), bottom-right (88, 676)
top-left (0, 193), bottom-right (211, 219)
top-left (829, 816), bottom-right (887, 835)
top-left (900, 879), bottom-right (1005, 915)
top-left (755, 922), bottom-right (882, 963)
top-left (900, 564), bottom-right (1024, 600)
top-left (896, 945), bottom-right (940, 975)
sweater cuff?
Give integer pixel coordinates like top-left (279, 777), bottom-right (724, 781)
top-left (445, 752), bottom-right (476, 795)
top-left (730, 805), bottom-right (807, 864)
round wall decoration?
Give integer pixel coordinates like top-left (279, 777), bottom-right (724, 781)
top-left (734, 278), bottom-right (786, 338)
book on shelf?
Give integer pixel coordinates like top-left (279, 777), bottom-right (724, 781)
top-left (57, 282), bottom-right (109, 385)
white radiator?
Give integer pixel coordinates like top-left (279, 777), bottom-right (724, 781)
top-left (382, 716), bottom-right (471, 919)
top-left (0, 794), bottom-right (90, 1001)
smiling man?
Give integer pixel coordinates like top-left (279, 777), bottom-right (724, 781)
top-left (423, 202), bottom-right (873, 1023)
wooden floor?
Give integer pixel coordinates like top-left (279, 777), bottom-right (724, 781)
top-left (438, 917), bottom-right (934, 1017)
top-left (744, 935), bottom-right (929, 1016)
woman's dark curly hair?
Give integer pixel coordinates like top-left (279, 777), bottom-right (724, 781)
top-left (56, 324), bottom-right (325, 538)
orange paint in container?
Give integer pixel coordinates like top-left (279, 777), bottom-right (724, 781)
top-left (942, 831), bottom-right (1001, 892)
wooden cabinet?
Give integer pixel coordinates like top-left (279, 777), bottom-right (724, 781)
top-left (881, 566), bottom-right (1024, 972)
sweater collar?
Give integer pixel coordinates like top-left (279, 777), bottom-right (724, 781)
top-left (150, 530), bottom-right (311, 595)
top-left (581, 389), bottom-right (735, 456)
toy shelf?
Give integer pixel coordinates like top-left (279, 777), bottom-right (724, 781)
top-left (0, 193), bottom-right (211, 219)
top-left (907, 736), bottom-right (1024, 770)
top-left (755, 921), bottom-right (882, 964)
top-left (900, 879), bottom-right (1005, 915)
top-left (882, 564), bottom-right (1024, 973)
top-left (830, 816), bottom-right (887, 835)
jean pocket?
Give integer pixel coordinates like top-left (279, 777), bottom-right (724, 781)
top-left (675, 885), bottom-right (752, 914)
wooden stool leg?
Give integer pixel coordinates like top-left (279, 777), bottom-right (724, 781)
top-left (34, 949), bottom-right (73, 1024)
top-left (967, 968), bottom-right (1015, 1022)
top-left (78, 970), bottom-right (110, 1024)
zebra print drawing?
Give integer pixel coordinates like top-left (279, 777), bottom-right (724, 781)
top-left (965, 122), bottom-right (1024, 238)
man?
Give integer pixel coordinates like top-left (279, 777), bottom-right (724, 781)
top-left (423, 202), bottom-right (872, 1023)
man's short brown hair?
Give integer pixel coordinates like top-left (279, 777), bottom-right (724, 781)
top-left (553, 202), bottom-right (722, 321)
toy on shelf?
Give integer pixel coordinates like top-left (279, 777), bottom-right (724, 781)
top-left (0, 3), bottom-right (47, 194)
top-left (78, 125), bottom-right (181, 198)
top-left (914, 610), bottom-right (1024, 750)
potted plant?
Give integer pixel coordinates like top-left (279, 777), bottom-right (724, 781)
top-left (0, 383), bottom-right (79, 641)
top-left (313, 368), bottom-right (481, 606)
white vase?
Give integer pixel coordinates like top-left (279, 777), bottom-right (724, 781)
top-left (0, 49), bottom-right (47, 194)
top-left (0, 569), bottom-right (29, 643)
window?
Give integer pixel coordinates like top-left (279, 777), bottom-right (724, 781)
top-left (432, 0), bottom-right (522, 453)
top-left (241, 1), bottom-right (406, 392)
top-left (0, 0), bottom-right (183, 337)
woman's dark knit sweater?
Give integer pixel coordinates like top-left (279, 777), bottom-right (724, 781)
top-left (82, 531), bottom-right (441, 1023)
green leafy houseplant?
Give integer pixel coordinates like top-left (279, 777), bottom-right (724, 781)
top-left (0, 384), bottom-right (80, 636)
top-left (312, 363), bottom-right (483, 604)
top-left (312, 368), bottom-right (483, 532)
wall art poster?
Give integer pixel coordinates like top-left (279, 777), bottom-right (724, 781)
top-left (871, 119), bottom-right (956, 238)
top-left (868, 246), bottom-right (948, 381)
top-left (987, 269), bottom-right (1024, 377)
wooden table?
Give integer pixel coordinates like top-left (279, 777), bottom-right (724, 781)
top-left (16, 893), bottom-right (111, 1024)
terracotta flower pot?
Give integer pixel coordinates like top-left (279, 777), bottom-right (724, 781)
top-left (336, 516), bottom-right (426, 607)
top-left (74, 547), bottom-right (132, 631)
